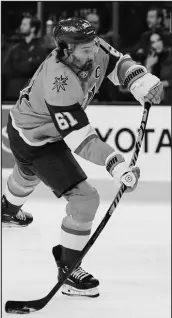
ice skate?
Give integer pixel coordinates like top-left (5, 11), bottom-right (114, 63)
top-left (1, 195), bottom-right (33, 227)
top-left (52, 245), bottom-right (100, 298)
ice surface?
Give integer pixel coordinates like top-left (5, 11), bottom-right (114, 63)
top-left (2, 199), bottom-right (171, 318)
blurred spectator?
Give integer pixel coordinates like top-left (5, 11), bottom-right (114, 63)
top-left (162, 8), bottom-right (171, 32)
top-left (131, 6), bottom-right (171, 63)
top-left (147, 7), bottom-right (165, 29)
top-left (144, 31), bottom-right (172, 104)
top-left (2, 13), bottom-right (46, 101)
top-left (85, 12), bottom-right (100, 35)
top-left (43, 18), bottom-right (56, 55)
top-left (85, 12), bottom-right (117, 47)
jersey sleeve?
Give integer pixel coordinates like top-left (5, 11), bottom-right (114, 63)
top-left (99, 37), bottom-right (138, 86)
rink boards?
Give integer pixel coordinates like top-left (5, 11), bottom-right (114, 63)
top-left (2, 105), bottom-right (171, 202)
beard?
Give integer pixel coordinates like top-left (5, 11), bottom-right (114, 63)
top-left (72, 56), bottom-right (94, 71)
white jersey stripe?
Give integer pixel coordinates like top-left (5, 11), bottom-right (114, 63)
top-left (64, 124), bottom-right (97, 152)
top-left (61, 228), bottom-right (90, 251)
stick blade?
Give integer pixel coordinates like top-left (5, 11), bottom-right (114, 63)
top-left (5, 300), bottom-right (44, 314)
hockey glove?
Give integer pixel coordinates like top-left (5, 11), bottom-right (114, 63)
top-left (105, 153), bottom-right (140, 193)
top-left (124, 65), bottom-right (163, 106)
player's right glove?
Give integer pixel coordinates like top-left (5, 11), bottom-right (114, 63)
top-left (105, 152), bottom-right (140, 193)
top-left (123, 64), bottom-right (163, 106)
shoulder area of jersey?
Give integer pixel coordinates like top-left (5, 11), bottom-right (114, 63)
top-left (99, 37), bottom-right (122, 58)
top-left (44, 51), bottom-right (82, 106)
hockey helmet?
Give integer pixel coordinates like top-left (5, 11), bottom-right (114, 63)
top-left (53, 17), bottom-right (96, 45)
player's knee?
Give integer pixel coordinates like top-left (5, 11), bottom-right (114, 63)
top-left (65, 182), bottom-right (100, 223)
top-left (82, 187), bottom-right (100, 222)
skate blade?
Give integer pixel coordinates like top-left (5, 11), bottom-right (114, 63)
top-left (62, 284), bottom-right (100, 298)
top-left (2, 222), bottom-right (29, 228)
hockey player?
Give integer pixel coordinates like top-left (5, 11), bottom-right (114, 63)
top-left (2, 18), bottom-right (163, 297)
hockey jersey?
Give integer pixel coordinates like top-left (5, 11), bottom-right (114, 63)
top-left (10, 38), bottom-right (136, 166)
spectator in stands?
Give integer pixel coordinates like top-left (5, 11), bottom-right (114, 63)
top-left (85, 12), bottom-right (100, 35)
top-left (131, 6), bottom-right (171, 63)
top-left (43, 18), bottom-right (56, 55)
top-left (2, 13), bottom-right (46, 101)
top-left (144, 31), bottom-right (172, 104)
top-left (163, 8), bottom-right (171, 32)
top-left (85, 12), bottom-right (117, 47)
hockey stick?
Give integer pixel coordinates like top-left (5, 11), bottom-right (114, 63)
top-left (5, 102), bottom-right (151, 314)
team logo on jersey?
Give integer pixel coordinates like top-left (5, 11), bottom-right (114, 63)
top-left (95, 66), bottom-right (101, 79)
top-left (52, 75), bottom-right (68, 92)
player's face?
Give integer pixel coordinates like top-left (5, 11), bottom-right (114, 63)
top-left (71, 38), bottom-right (100, 71)
top-left (20, 18), bottom-right (31, 36)
top-left (150, 34), bottom-right (164, 53)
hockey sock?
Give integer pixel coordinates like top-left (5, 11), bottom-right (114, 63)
top-left (4, 184), bottom-right (28, 207)
top-left (4, 163), bottom-right (40, 208)
top-left (61, 181), bottom-right (99, 267)
top-left (60, 218), bottom-right (91, 267)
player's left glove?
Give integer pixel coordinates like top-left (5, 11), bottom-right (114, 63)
top-left (124, 65), bottom-right (163, 106)
top-left (105, 153), bottom-right (140, 193)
